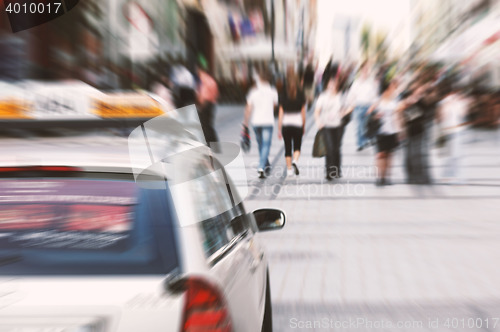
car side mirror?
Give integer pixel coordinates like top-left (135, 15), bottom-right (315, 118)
top-left (253, 209), bottom-right (286, 232)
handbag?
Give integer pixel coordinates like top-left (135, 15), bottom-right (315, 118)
top-left (365, 112), bottom-right (381, 139)
top-left (435, 132), bottom-right (448, 148)
top-left (312, 129), bottom-right (326, 158)
top-left (240, 125), bottom-right (251, 153)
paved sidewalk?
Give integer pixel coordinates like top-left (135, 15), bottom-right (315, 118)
top-left (216, 104), bottom-right (500, 331)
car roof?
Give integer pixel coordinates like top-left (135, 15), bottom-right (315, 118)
top-left (0, 127), bottom-right (212, 179)
top-left (0, 133), bottom-right (134, 170)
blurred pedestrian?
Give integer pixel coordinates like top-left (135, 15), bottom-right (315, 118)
top-left (278, 74), bottom-right (306, 177)
top-left (151, 60), bottom-right (174, 111)
top-left (170, 60), bottom-right (197, 108)
top-left (401, 82), bottom-right (435, 184)
top-left (314, 76), bottom-right (347, 180)
top-left (368, 79), bottom-right (403, 186)
top-left (336, 66), bottom-right (355, 157)
top-left (151, 71), bottom-right (174, 112)
top-left (197, 56), bottom-right (219, 147)
top-left (314, 63), bottom-right (323, 96)
top-left (243, 69), bottom-right (278, 179)
top-left (301, 62), bottom-right (316, 111)
top-left (348, 61), bottom-right (379, 151)
top-left (437, 85), bottom-right (470, 184)
top-left (322, 58), bottom-right (339, 92)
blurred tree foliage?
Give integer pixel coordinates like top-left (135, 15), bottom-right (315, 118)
top-left (360, 24), bottom-right (371, 60)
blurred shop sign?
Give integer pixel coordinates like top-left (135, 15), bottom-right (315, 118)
top-left (0, 81), bottom-right (30, 119)
top-left (25, 81), bottom-right (101, 120)
top-left (0, 81), bottom-right (166, 120)
top-left (0, 99), bottom-right (30, 119)
top-left (92, 93), bottom-right (164, 118)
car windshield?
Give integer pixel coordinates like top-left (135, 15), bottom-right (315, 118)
top-left (0, 171), bottom-right (179, 276)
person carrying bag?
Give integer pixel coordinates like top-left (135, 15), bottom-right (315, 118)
top-left (312, 129), bottom-right (326, 158)
top-left (313, 77), bottom-right (347, 180)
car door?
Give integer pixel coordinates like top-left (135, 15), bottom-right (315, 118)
top-left (190, 159), bottom-right (266, 331)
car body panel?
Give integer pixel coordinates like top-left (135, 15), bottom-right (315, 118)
top-left (0, 277), bottom-right (184, 332)
top-left (0, 130), bottom-right (278, 331)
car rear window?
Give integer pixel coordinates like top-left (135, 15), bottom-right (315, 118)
top-left (0, 175), bottom-right (179, 275)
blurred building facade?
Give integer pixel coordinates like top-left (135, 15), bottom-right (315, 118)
top-left (0, 0), bottom-right (316, 93)
top-left (0, 0), bottom-right (107, 85)
top-left (410, 0), bottom-right (500, 126)
top-left (197, 0), bottom-right (317, 80)
top-left (411, 0), bottom-right (500, 79)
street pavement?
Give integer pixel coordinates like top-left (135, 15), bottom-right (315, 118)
top-left (215, 104), bottom-right (500, 331)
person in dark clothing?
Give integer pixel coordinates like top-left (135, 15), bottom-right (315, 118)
top-left (197, 61), bottom-right (220, 147)
top-left (322, 59), bottom-right (339, 92)
top-left (278, 74), bottom-right (306, 177)
top-left (302, 63), bottom-right (316, 110)
top-left (322, 59), bottom-right (333, 89)
top-left (402, 83), bottom-right (436, 184)
top-left (335, 66), bottom-right (355, 158)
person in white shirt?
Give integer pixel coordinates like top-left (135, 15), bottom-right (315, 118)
top-left (243, 69), bottom-right (279, 179)
top-left (348, 61), bottom-right (379, 151)
top-left (170, 62), bottom-right (197, 108)
top-left (437, 86), bottom-right (470, 183)
top-left (314, 76), bottom-right (349, 180)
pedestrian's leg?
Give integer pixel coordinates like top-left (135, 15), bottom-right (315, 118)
top-left (206, 103), bottom-right (218, 144)
top-left (414, 133), bottom-right (424, 182)
top-left (327, 127), bottom-right (341, 178)
top-left (282, 127), bottom-right (293, 171)
top-left (442, 133), bottom-right (453, 179)
top-left (323, 128), bottom-right (335, 179)
top-left (405, 136), bottom-right (413, 183)
top-left (360, 106), bottom-right (369, 147)
top-left (292, 127), bottom-right (302, 160)
top-left (197, 106), bottom-right (208, 143)
top-left (292, 127), bottom-right (302, 175)
top-left (451, 131), bottom-right (463, 181)
top-left (385, 152), bottom-right (393, 181)
top-left (355, 106), bottom-right (365, 149)
top-left (254, 127), bottom-right (264, 170)
top-left (293, 150), bottom-right (301, 162)
top-left (254, 127), bottom-right (262, 148)
top-left (334, 127), bottom-right (342, 177)
top-left (408, 135), bottom-right (422, 183)
top-left (421, 128), bottom-right (431, 183)
top-left (260, 126), bottom-right (273, 171)
top-left (419, 131), bottom-right (429, 182)
top-left (376, 152), bottom-right (386, 182)
top-left (339, 123), bottom-right (346, 148)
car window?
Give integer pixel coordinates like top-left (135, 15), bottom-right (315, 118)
top-left (189, 160), bottom-right (250, 258)
top-left (0, 173), bottom-right (179, 276)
